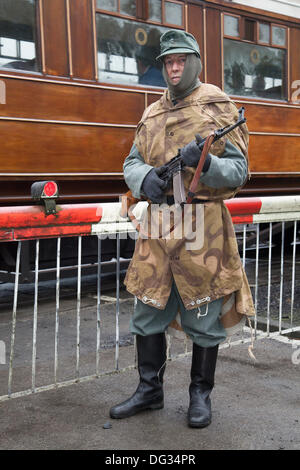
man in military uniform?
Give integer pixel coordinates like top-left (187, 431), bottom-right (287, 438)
top-left (110, 30), bottom-right (254, 428)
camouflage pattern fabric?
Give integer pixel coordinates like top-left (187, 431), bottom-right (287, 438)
top-left (124, 83), bottom-right (255, 335)
top-left (134, 83), bottom-right (250, 200)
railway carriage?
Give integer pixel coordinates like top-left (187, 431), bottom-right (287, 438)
top-left (0, 0), bottom-right (299, 277)
top-left (0, 0), bottom-right (300, 203)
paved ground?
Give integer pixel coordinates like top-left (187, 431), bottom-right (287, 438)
top-left (0, 275), bottom-right (299, 452)
top-left (0, 334), bottom-right (299, 451)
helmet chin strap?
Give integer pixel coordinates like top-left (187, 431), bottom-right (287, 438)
top-left (162, 54), bottom-right (202, 103)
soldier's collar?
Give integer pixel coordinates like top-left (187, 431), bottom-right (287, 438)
top-left (164, 83), bottom-right (202, 108)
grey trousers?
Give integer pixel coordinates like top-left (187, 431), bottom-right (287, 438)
top-left (130, 282), bottom-right (227, 348)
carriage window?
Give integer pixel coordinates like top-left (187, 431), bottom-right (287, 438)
top-left (95, 14), bottom-right (167, 87)
top-left (97, 0), bottom-right (136, 16)
top-left (146, 0), bottom-right (184, 26)
top-left (259, 23), bottom-right (270, 44)
top-left (120, 0), bottom-right (136, 17)
top-left (272, 26), bottom-right (286, 47)
top-left (224, 39), bottom-right (286, 100)
top-left (0, 0), bottom-right (38, 72)
top-left (223, 15), bottom-right (287, 101)
top-left (149, 0), bottom-right (162, 22)
top-left (165, 1), bottom-right (183, 26)
top-left (97, 0), bottom-right (117, 12)
top-left (224, 15), bottom-right (239, 38)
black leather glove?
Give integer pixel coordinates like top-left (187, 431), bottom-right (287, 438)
top-left (181, 137), bottom-right (211, 172)
top-left (181, 139), bottom-right (201, 168)
top-left (141, 167), bottom-right (167, 203)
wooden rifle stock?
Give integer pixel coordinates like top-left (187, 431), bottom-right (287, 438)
top-left (120, 191), bottom-right (141, 218)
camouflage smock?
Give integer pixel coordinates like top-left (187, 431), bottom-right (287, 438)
top-left (124, 83), bottom-right (255, 329)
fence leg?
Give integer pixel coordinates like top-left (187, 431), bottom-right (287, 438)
top-left (8, 241), bottom-right (21, 397)
top-left (32, 239), bottom-right (39, 393)
top-left (76, 236), bottom-right (82, 381)
top-left (54, 238), bottom-right (61, 386)
top-left (96, 237), bottom-right (101, 377)
top-left (115, 233), bottom-right (120, 371)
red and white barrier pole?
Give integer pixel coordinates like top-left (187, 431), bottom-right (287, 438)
top-left (1, 196), bottom-right (300, 241)
top-left (0, 203), bottom-right (102, 241)
top-left (225, 195), bottom-right (300, 224)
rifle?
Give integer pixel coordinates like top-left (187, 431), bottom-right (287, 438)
top-left (121, 107), bottom-right (246, 218)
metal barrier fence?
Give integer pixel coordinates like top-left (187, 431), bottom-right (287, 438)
top-left (0, 196), bottom-right (300, 402)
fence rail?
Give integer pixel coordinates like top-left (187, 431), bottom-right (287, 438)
top-left (0, 196), bottom-right (300, 402)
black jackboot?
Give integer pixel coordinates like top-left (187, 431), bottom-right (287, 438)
top-left (187, 343), bottom-right (219, 428)
top-left (109, 333), bottom-right (166, 419)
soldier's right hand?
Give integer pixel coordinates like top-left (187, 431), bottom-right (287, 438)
top-left (141, 168), bottom-right (167, 203)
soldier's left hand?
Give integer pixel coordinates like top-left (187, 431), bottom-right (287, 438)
top-left (180, 139), bottom-right (201, 167)
top-left (181, 137), bottom-right (212, 172)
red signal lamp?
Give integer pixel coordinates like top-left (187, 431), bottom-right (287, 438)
top-left (31, 181), bottom-right (59, 215)
top-left (43, 181), bottom-right (58, 197)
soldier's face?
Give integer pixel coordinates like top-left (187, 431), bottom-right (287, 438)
top-left (164, 54), bottom-right (187, 84)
